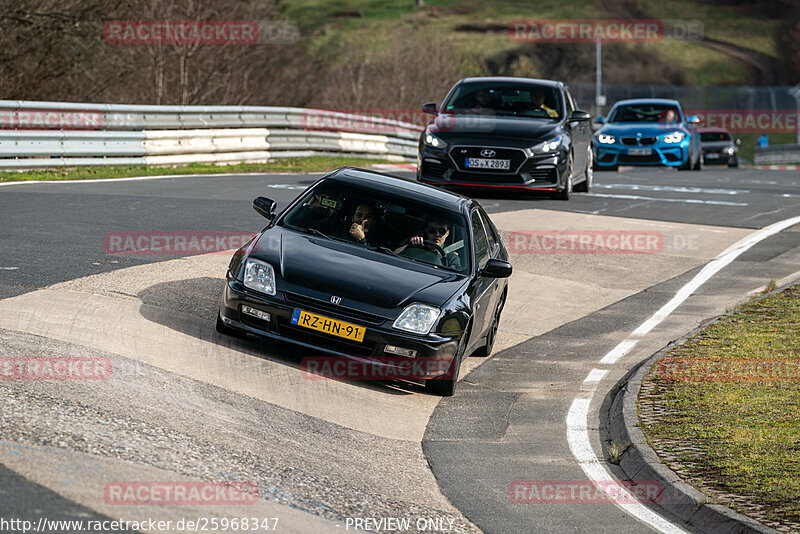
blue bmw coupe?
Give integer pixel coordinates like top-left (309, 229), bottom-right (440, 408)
top-left (593, 99), bottom-right (702, 171)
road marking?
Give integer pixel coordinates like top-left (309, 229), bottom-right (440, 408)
top-left (566, 395), bottom-right (689, 534)
top-left (583, 368), bottom-right (608, 384)
top-left (0, 267), bottom-right (19, 270)
top-left (0, 171), bottom-right (326, 187)
top-left (267, 184), bottom-right (308, 190)
top-left (568, 214), bottom-right (800, 533)
top-left (595, 184), bottom-right (748, 195)
top-left (586, 193), bottom-right (747, 207)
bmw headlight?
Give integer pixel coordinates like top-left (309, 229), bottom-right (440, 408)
top-left (596, 134), bottom-right (616, 144)
top-left (424, 133), bottom-right (448, 149)
top-left (532, 136), bottom-right (562, 153)
top-left (662, 131), bottom-right (686, 143)
top-left (243, 258), bottom-right (276, 296)
top-left (393, 304), bottom-right (441, 335)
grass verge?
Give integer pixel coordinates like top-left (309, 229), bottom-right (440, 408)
top-left (0, 157), bottom-right (404, 183)
top-left (639, 283), bottom-right (800, 528)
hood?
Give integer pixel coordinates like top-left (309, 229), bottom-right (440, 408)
top-left (250, 227), bottom-right (466, 309)
top-left (598, 122), bottom-right (687, 137)
top-left (428, 114), bottom-right (560, 145)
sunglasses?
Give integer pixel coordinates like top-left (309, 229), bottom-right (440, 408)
top-left (426, 226), bottom-right (448, 236)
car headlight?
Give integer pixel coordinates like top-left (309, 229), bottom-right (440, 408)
top-left (393, 304), bottom-right (441, 335)
top-left (424, 133), bottom-right (448, 149)
top-left (596, 134), bottom-right (616, 144)
top-left (243, 258), bottom-right (276, 296)
top-left (726, 147), bottom-right (735, 155)
top-left (662, 131), bottom-right (686, 143)
top-left (532, 136), bottom-right (562, 153)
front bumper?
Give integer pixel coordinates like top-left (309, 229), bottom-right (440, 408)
top-left (594, 143), bottom-right (687, 167)
top-left (219, 276), bottom-right (459, 380)
top-left (417, 143), bottom-right (565, 192)
top-left (702, 150), bottom-right (736, 165)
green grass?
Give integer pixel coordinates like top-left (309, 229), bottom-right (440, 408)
top-left (735, 132), bottom-right (796, 164)
top-left (284, 0), bottom-right (780, 87)
top-left (640, 284), bottom-right (800, 527)
top-left (641, 0), bottom-right (780, 58)
top-left (0, 157), bottom-right (400, 183)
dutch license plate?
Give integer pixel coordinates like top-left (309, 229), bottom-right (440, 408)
top-left (291, 309), bottom-right (365, 342)
top-left (466, 158), bottom-right (511, 170)
top-left (627, 148), bottom-right (652, 156)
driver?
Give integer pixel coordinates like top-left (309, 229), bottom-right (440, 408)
top-left (395, 216), bottom-right (461, 270)
top-left (530, 89), bottom-right (558, 118)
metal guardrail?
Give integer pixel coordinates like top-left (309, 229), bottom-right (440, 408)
top-left (0, 100), bottom-right (423, 168)
top-left (753, 145), bottom-right (800, 165)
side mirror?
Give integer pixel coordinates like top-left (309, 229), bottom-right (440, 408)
top-left (686, 115), bottom-right (700, 125)
top-left (735, 138), bottom-right (741, 145)
top-left (422, 102), bottom-right (438, 114)
top-left (253, 197), bottom-right (277, 220)
top-left (570, 110), bottom-right (592, 122)
top-left (594, 115), bottom-right (604, 124)
top-left (481, 258), bottom-right (512, 278)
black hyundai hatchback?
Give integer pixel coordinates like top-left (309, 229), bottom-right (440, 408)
top-left (417, 77), bottom-right (593, 200)
top-left (216, 167), bottom-right (511, 396)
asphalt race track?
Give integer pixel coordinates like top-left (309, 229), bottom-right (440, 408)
top-left (1, 166), bottom-right (800, 533)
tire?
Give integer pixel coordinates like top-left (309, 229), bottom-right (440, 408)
top-left (551, 152), bottom-right (573, 200)
top-left (574, 145), bottom-right (593, 193)
top-left (597, 164), bottom-right (618, 172)
top-left (728, 158), bottom-right (738, 168)
top-left (692, 151), bottom-right (703, 171)
top-left (474, 293), bottom-right (505, 358)
top-left (425, 339), bottom-right (464, 397)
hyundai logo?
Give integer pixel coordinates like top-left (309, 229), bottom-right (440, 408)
top-left (330, 295), bottom-right (341, 305)
top-left (480, 149), bottom-right (496, 158)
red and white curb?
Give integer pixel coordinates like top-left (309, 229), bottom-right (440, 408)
top-left (370, 163), bottom-right (417, 172)
top-left (753, 165), bottom-right (800, 170)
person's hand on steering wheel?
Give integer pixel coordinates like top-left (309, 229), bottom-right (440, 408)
top-left (403, 236), bottom-right (447, 262)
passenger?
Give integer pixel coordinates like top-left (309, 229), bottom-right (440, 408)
top-left (472, 89), bottom-right (499, 112)
top-left (346, 202), bottom-right (375, 244)
top-left (395, 217), bottom-right (461, 270)
top-left (293, 193), bottom-right (375, 245)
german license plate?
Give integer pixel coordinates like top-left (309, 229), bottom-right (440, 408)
top-left (465, 158), bottom-right (511, 170)
top-left (627, 148), bottom-right (652, 156)
top-left (291, 309), bottom-right (365, 342)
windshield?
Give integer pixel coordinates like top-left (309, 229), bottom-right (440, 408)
top-left (607, 104), bottom-right (682, 124)
top-left (280, 180), bottom-right (470, 273)
top-left (442, 82), bottom-right (562, 119)
top-left (700, 132), bottom-right (732, 142)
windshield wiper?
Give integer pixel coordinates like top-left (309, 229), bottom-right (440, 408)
top-left (367, 245), bottom-right (400, 257)
top-left (300, 227), bottom-right (348, 243)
